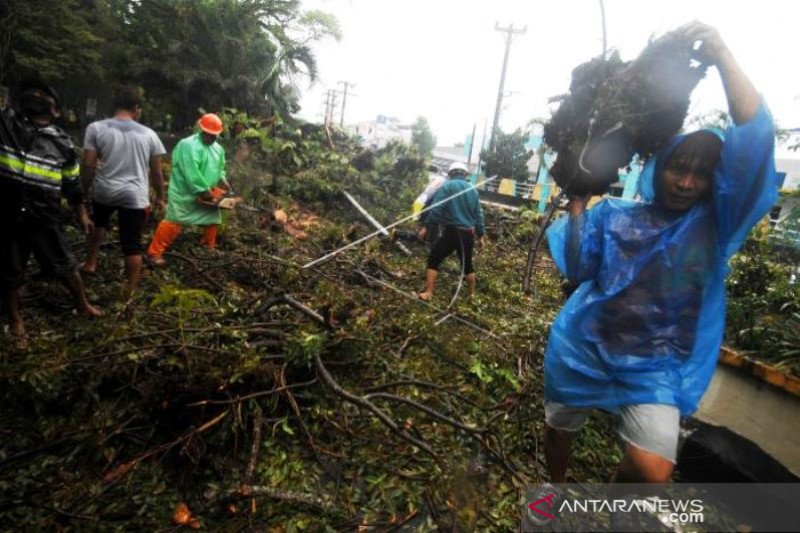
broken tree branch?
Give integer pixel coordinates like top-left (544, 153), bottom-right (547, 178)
top-left (242, 404), bottom-right (263, 486)
top-left (343, 190), bottom-right (411, 256)
top-left (363, 392), bottom-right (486, 435)
top-left (314, 353), bottom-right (440, 463)
top-left (234, 485), bottom-right (339, 514)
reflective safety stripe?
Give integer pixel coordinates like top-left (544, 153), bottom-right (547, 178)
top-left (0, 149), bottom-right (65, 183)
top-left (0, 143), bottom-right (61, 166)
top-left (24, 161), bottom-right (62, 181)
top-left (62, 164), bottom-right (79, 178)
top-left (0, 168), bottom-right (61, 191)
top-left (0, 151), bottom-right (25, 173)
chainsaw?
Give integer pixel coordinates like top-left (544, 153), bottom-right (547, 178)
top-left (197, 187), bottom-right (243, 210)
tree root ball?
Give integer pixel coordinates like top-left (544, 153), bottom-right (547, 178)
top-left (544, 30), bottom-right (707, 197)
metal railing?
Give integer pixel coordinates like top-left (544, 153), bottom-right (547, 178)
top-left (770, 226), bottom-right (800, 250)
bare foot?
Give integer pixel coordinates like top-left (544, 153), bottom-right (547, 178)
top-left (10, 319), bottom-right (26, 339)
top-left (83, 304), bottom-right (104, 318)
top-left (79, 261), bottom-right (96, 274)
top-left (7, 320), bottom-right (28, 350)
top-left (418, 291), bottom-right (432, 302)
top-left (149, 255), bottom-right (167, 267)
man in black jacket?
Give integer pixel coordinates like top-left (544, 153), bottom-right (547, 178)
top-left (0, 78), bottom-right (101, 341)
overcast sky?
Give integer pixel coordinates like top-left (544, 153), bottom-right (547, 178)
top-left (297, 0), bottom-right (800, 156)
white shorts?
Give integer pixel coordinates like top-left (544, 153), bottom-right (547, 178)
top-left (545, 402), bottom-right (681, 463)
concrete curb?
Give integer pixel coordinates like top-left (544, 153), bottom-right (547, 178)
top-left (719, 345), bottom-right (800, 397)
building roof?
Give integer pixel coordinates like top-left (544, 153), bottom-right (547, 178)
top-left (777, 158), bottom-right (800, 190)
top-left (431, 146), bottom-right (478, 173)
top-left (433, 146), bottom-right (468, 160)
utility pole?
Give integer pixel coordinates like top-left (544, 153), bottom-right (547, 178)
top-left (475, 118), bottom-right (488, 177)
top-left (338, 81), bottom-right (355, 128)
top-left (599, 0), bottom-right (607, 58)
top-left (489, 22), bottom-right (526, 152)
top-left (467, 122), bottom-right (477, 166)
top-left (323, 90), bottom-right (333, 126)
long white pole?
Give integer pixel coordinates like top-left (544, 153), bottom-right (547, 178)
top-left (302, 175), bottom-right (499, 269)
top-left (343, 191), bottom-right (411, 255)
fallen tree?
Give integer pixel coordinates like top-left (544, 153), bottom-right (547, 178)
top-left (0, 125), bottom-right (626, 531)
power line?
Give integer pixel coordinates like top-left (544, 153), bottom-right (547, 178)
top-left (489, 22), bottom-right (527, 152)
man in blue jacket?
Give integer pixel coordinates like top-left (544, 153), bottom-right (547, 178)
top-left (417, 162), bottom-right (485, 301)
top-left (535, 21), bottom-right (778, 507)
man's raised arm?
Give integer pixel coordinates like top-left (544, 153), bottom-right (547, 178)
top-left (683, 21), bottom-right (760, 124)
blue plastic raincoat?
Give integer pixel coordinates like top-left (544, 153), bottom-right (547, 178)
top-left (544, 103), bottom-right (778, 416)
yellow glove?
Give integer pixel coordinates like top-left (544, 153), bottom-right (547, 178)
top-left (412, 199), bottom-right (424, 221)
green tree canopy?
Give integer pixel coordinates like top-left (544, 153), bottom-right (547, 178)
top-left (0, 0), bottom-right (340, 128)
top-left (688, 108), bottom-right (799, 152)
top-left (411, 116), bottom-right (437, 158)
top-left (480, 129), bottom-right (533, 181)
top-left (115, 0), bottom-right (340, 125)
top-left (0, 0), bottom-right (102, 87)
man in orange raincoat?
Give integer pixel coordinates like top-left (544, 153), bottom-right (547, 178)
top-left (147, 113), bottom-right (229, 266)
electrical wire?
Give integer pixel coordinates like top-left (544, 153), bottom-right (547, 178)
top-left (356, 269), bottom-right (503, 342)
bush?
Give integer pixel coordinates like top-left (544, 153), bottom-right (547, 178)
top-left (222, 111), bottom-right (425, 222)
top-left (726, 234), bottom-right (800, 374)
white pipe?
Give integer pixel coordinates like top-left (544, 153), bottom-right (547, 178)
top-left (343, 191), bottom-right (412, 255)
top-left (302, 175), bottom-right (499, 269)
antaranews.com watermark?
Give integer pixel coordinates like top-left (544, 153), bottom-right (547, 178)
top-left (558, 496), bottom-right (703, 522)
top-left (521, 483), bottom-right (800, 532)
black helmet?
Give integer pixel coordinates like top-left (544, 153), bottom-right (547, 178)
top-left (16, 77), bottom-right (61, 108)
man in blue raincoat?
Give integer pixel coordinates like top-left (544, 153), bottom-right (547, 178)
top-left (539, 22), bottom-right (779, 490)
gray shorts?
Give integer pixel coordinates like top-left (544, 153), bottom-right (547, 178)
top-left (545, 402), bottom-right (680, 463)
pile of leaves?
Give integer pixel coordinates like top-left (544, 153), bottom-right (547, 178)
top-left (0, 127), bottom-right (632, 531)
top-left (544, 31), bottom-right (707, 196)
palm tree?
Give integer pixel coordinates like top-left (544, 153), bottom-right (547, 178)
top-left (121, 0), bottom-right (336, 122)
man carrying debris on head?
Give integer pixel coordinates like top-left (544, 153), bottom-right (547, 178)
top-left (147, 113), bottom-right (229, 267)
top-left (417, 162), bottom-right (485, 301)
top-left (0, 78), bottom-right (102, 340)
top-left (534, 21), bottom-right (779, 505)
top-left (81, 86), bottom-right (167, 299)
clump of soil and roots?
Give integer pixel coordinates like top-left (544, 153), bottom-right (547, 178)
top-left (544, 30), bottom-right (708, 196)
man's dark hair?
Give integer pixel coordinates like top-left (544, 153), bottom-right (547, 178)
top-left (113, 86), bottom-right (144, 112)
top-left (663, 130), bottom-right (724, 181)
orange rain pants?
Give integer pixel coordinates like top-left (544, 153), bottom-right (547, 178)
top-left (147, 220), bottom-right (218, 258)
